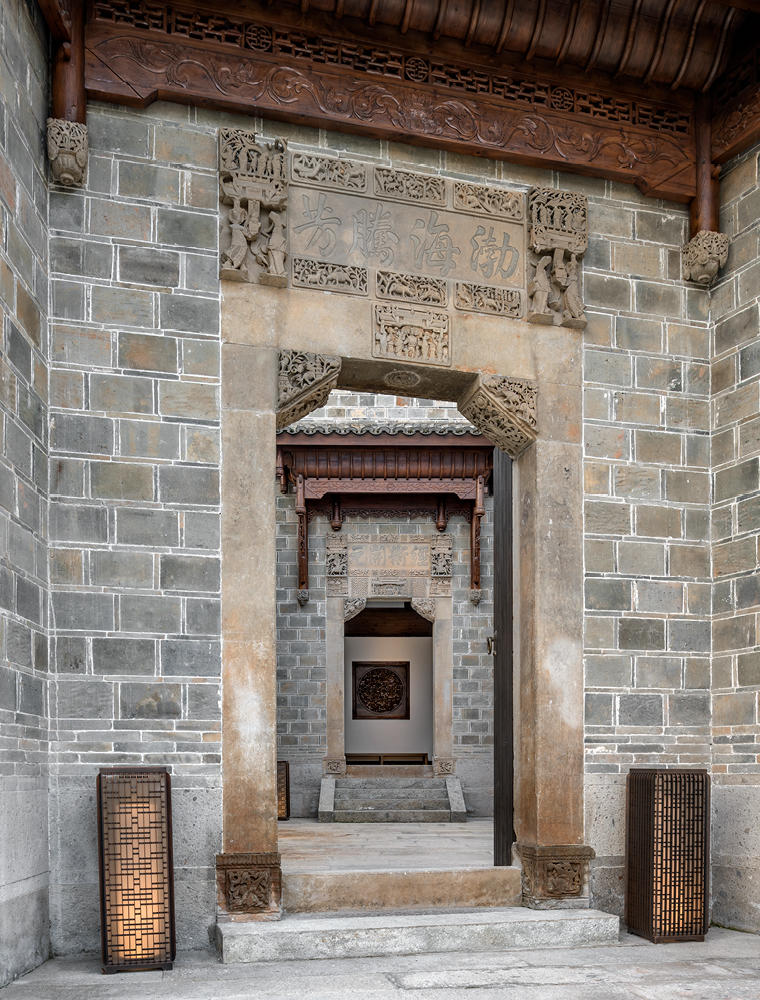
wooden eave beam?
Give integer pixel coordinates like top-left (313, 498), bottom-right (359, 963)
top-left (83, 12), bottom-right (697, 202)
top-left (38, 0), bottom-right (72, 43)
top-left (711, 42), bottom-right (760, 164)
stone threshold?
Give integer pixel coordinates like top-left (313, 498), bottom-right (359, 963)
top-left (216, 908), bottom-right (620, 963)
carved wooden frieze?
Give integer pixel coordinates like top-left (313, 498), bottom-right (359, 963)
top-left (47, 118), bottom-right (88, 187)
top-left (276, 350), bottom-right (342, 431)
top-left (458, 374), bottom-right (538, 459)
top-left (219, 128), bottom-right (289, 286)
top-left (527, 187), bottom-right (588, 329)
top-left (682, 230), bottom-right (729, 287)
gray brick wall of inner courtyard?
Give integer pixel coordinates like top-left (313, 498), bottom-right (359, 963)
top-left (1, 1), bottom-right (760, 982)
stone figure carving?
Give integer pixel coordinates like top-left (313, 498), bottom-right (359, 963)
top-left (219, 128), bottom-right (289, 285)
top-left (458, 374), bottom-right (538, 459)
top-left (683, 230), bottom-right (730, 287)
top-left (431, 537), bottom-right (452, 577)
top-left (373, 304), bottom-right (450, 366)
top-left (46, 119), bottom-right (88, 187)
top-left (277, 350), bottom-right (342, 431)
top-left (526, 187), bottom-right (588, 328)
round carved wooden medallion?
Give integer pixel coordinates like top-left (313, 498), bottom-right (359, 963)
top-left (357, 667), bottom-right (405, 715)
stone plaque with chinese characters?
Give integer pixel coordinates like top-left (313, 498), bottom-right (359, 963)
top-left (285, 155), bottom-right (528, 363)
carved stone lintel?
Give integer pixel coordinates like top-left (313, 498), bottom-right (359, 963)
top-left (517, 844), bottom-right (595, 909)
top-left (323, 756), bottom-right (347, 776)
top-left (219, 129), bottom-right (289, 285)
top-left (277, 350), bottom-right (342, 431)
top-left (344, 597), bottom-right (366, 621)
top-left (411, 598), bottom-right (436, 622)
top-left (683, 230), bottom-right (729, 286)
top-left (47, 118), bottom-right (88, 187)
top-left (433, 757), bottom-right (456, 776)
top-left (296, 589), bottom-right (309, 606)
top-left (457, 374), bottom-right (537, 458)
top-left (215, 852), bottom-right (282, 916)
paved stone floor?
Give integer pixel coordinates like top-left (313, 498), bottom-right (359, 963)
top-left (5, 928), bottom-right (759, 999)
top-left (279, 818), bottom-right (496, 871)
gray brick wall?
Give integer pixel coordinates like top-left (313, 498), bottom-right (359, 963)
top-left (0, 0), bottom-right (51, 987)
top-left (47, 100), bottom-right (221, 953)
top-left (577, 175), bottom-right (712, 916)
top-left (710, 143), bottom-right (760, 932)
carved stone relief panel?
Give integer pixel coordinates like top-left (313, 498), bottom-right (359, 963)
top-left (373, 304), bottom-right (450, 366)
top-left (276, 350), bottom-right (342, 431)
top-left (219, 128), bottom-right (289, 286)
top-left (215, 852), bottom-right (282, 915)
top-left (292, 257), bottom-right (368, 294)
top-left (527, 187), bottom-right (588, 329)
top-left (458, 374), bottom-right (538, 459)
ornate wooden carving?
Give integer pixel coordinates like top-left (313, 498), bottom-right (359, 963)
top-left (83, 5), bottom-right (707, 202)
top-left (219, 128), bottom-right (289, 285)
top-left (458, 375), bottom-right (537, 460)
top-left (279, 434), bottom-right (493, 591)
top-left (527, 187), bottom-right (587, 329)
top-left (518, 844), bottom-right (595, 907)
top-left (215, 852), bottom-right (282, 914)
top-left (711, 43), bottom-right (760, 165)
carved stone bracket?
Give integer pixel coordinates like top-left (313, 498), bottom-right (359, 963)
top-left (219, 128), bottom-right (289, 285)
top-left (433, 757), bottom-right (456, 776)
top-left (296, 589), bottom-right (309, 606)
top-left (410, 598), bottom-right (436, 622)
top-left (344, 597), bottom-right (366, 621)
top-left (458, 375), bottom-right (537, 459)
top-left (527, 187), bottom-right (588, 329)
top-left (46, 118), bottom-right (88, 186)
top-left (215, 852), bottom-right (282, 916)
top-left (517, 844), bottom-right (595, 909)
top-left (277, 350), bottom-right (342, 431)
top-left (683, 230), bottom-right (729, 286)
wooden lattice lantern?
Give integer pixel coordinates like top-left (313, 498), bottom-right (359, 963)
top-left (97, 768), bottom-right (176, 972)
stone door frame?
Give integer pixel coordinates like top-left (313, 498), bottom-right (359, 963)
top-left (217, 298), bottom-right (590, 916)
top-left (325, 583), bottom-right (453, 778)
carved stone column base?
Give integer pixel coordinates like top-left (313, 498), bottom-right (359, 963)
top-left (683, 230), bottom-right (729, 286)
top-left (323, 756), bottom-right (347, 776)
top-left (517, 844), bottom-right (595, 909)
top-left (46, 118), bottom-right (88, 187)
top-left (216, 852), bottom-right (282, 919)
top-left (433, 756), bottom-right (456, 776)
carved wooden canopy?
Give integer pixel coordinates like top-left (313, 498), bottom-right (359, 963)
top-left (276, 429), bottom-right (494, 599)
top-left (47, 0), bottom-right (759, 206)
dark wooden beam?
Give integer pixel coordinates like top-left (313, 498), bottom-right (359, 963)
top-left (38, 0), bottom-right (72, 43)
top-left (52, 0), bottom-right (86, 122)
top-left (711, 42), bottom-right (760, 164)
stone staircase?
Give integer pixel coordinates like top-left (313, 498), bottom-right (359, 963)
top-left (318, 775), bottom-right (467, 822)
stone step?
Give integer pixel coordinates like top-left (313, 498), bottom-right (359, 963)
top-left (282, 865), bottom-right (522, 914)
top-left (217, 908), bottom-right (620, 963)
top-left (335, 785), bottom-right (449, 799)
top-left (333, 808), bottom-right (453, 822)
top-left (335, 777), bottom-right (446, 789)
top-left (334, 799), bottom-right (451, 811)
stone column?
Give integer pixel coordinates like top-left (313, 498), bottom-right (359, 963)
top-left (324, 597), bottom-right (347, 775)
top-left (216, 343), bottom-right (282, 918)
top-left (514, 436), bottom-right (593, 907)
top-left (432, 603), bottom-right (454, 776)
